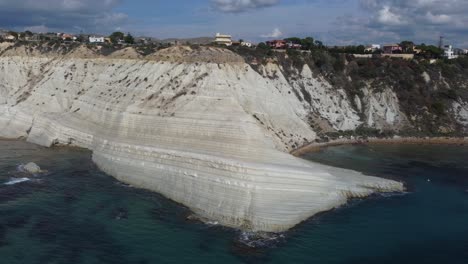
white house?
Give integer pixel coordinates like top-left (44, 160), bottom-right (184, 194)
top-left (365, 44), bottom-right (381, 53)
top-left (443, 45), bottom-right (458, 59)
top-left (214, 33), bottom-right (232, 46)
top-left (89, 36), bottom-right (105, 43)
top-left (241, 41), bottom-right (252, 48)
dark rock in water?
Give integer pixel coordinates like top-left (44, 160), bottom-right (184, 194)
top-left (0, 184), bottom-right (32, 203)
top-left (5, 214), bottom-right (31, 229)
top-left (63, 191), bottom-right (78, 204)
top-left (150, 203), bottom-right (191, 224)
top-left (112, 208), bottom-right (129, 220)
top-left (29, 215), bottom-right (60, 242)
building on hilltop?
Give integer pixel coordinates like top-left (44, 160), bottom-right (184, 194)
top-left (266, 40), bottom-right (286, 49)
top-left (365, 44), bottom-right (381, 53)
top-left (443, 45), bottom-right (458, 59)
top-left (241, 41), bottom-right (253, 48)
top-left (383, 44), bottom-right (402, 54)
top-left (89, 36), bottom-right (105, 43)
top-left (214, 33), bottom-right (232, 46)
top-left (60, 33), bottom-right (77, 41)
top-left (287, 42), bottom-right (302, 49)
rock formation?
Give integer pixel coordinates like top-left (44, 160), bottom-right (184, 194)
top-left (22, 162), bottom-right (42, 174)
top-left (0, 44), bottom-right (427, 232)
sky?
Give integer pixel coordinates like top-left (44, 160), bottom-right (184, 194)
top-left (0, 0), bottom-right (467, 47)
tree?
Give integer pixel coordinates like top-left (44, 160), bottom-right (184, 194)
top-left (314, 40), bottom-right (324, 49)
top-left (109, 31), bottom-right (124, 43)
top-left (358, 45), bottom-right (367, 54)
top-left (124, 33), bottom-right (134, 44)
top-left (8, 31), bottom-right (18, 39)
top-left (417, 44), bottom-right (443, 59)
top-left (284, 37), bottom-right (302, 44)
top-left (257, 42), bottom-right (270, 50)
top-left (400, 40), bottom-right (415, 53)
top-left (302, 37), bottom-right (315, 50)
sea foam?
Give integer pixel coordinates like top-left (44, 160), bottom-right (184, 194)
top-left (4, 177), bottom-right (30, 185)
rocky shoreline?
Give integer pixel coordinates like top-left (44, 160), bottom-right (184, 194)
top-left (292, 136), bottom-right (468, 156)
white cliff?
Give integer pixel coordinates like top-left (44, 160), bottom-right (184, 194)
top-left (0, 45), bottom-right (404, 232)
top-left (361, 86), bottom-right (408, 130)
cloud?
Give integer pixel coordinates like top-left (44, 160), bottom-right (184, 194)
top-left (424, 12), bottom-right (452, 25)
top-left (376, 6), bottom-right (407, 26)
top-left (211, 0), bottom-right (279, 13)
top-left (329, 0), bottom-right (468, 46)
top-left (361, 0), bottom-right (468, 28)
top-left (0, 0), bottom-right (127, 33)
top-left (260, 27), bottom-right (283, 38)
top-left (0, 0), bottom-right (121, 13)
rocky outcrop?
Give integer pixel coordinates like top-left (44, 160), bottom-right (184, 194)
top-left (0, 45), bottom-right (408, 232)
top-left (22, 162), bottom-right (42, 174)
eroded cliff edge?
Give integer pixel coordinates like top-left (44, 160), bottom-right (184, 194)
top-left (0, 43), bottom-right (425, 231)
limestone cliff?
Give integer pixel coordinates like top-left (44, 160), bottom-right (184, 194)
top-left (0, 43), bottom-right (415, 232)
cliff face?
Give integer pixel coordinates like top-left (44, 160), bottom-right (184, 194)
top-left (0, 43), bottom-right (430, 232)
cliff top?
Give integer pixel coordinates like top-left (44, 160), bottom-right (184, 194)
top-left (0, 42), bottom-right (244, 64)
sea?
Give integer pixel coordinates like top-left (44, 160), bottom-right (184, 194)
top-left (0, 140), bottom-right (467, 264)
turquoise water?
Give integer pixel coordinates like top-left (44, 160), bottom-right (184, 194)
top-left (0, 140), bottom-right (467, 264)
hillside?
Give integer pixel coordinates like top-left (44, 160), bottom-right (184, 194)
top-left (230, 45), bottom-right (468, 138)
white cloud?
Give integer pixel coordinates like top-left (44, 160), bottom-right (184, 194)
top-left (348, 0), bottom-right (468, 46)
top-left (260, 27), bottom-right (283, 38)
top-left (211, 0), bottom-right (279, 13)
top-left (0, 0), bottom-right (126, 34)
top-left (0, 0), bottom-right (121, 12)
top-left (376, 6), bottom-right (406, 26)
top-left (424, 12), bottom-right (452, 24)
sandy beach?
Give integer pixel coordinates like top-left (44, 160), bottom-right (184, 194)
top-left (291, 136), bottom-right (468, 156)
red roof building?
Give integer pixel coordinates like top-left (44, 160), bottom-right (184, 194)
top-left (266, 40), bottom-right (287, 49)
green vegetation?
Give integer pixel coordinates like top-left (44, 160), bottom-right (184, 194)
top-left (228, 38), bottom-right (467, 136)
top-left (109, 32), bottom-right (124, 44)
top-left (416, 44), bottom-right (443, 59)
top-left (328, 45), bottom-right (368, 54)
top-left (124, 33), bottom-right (135, 44)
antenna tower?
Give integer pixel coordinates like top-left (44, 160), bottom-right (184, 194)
top-left (439, 36), bottom-right (444, 49)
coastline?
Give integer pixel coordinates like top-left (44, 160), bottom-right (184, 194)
top-left (291, 136), bottom-right (468, 156)
top-left (0, 49), bottom-right (453, 232)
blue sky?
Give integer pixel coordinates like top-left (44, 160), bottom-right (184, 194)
top-left (0, 0), bottom-right (467, 47)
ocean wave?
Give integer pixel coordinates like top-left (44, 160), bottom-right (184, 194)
top-left (237, 231), bottom-right (286, 248)
top-left (4, 177), bottom-right (30, 185)
top-left (16, 164), bottom-right (28, 173)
